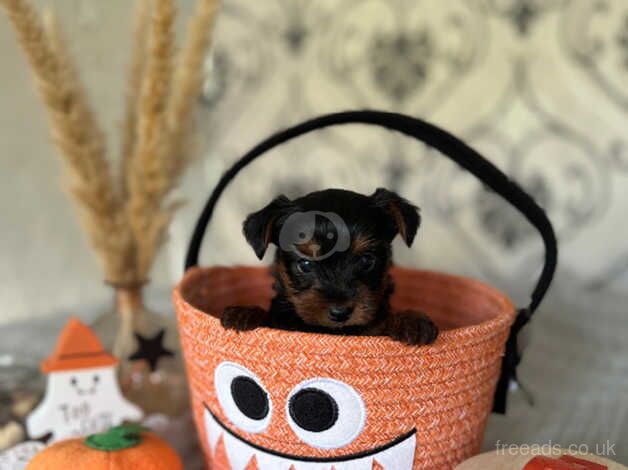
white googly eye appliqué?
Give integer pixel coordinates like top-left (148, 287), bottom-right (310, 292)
top-left (214, 361), bottom-right (272, 434)
top-left (286, 378), bottom-right (366, 449)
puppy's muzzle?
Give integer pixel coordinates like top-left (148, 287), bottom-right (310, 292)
top-left (328, 305), bottom-right (354, 323)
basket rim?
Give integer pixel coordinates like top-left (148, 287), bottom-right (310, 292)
top-left (174, 265), bottom-right (516, 353)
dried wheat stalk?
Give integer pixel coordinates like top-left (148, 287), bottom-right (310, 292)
top-left (2, 0), bottom-right (220, 286)
top-left (119, 0), bottom-right (152, 200)
top-left (127, 0), bottom-right (219, 280)
top-left (128, 0), bottom-right (176, 280)
top-left (1, 0), bottom-right (137, 284)
top-left (43, 11), bottom-right (139, 286)
top-left (165, 0), bottom-right (219, 178)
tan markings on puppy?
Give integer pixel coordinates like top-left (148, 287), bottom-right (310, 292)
top-left (296, 240), bottom-right (321, 258)
top-left (388, 202), bottom-right (408, 242)
top-left (351, 235), bottom-right (375, 254)
top-left (290, 289), bottom-right (335, 327)
top-left (346, 289), bottom-right (377, 326)
top-left (290, 275), bottom-right (395, 329)
top-left (263, 215), bottom-right (277, 250)
top-left (277, 257), bottom-right (336, 326)
top-left (345, 275), bottom-right (392, 327)
top-left (276, 257), bottom-right (295, 296)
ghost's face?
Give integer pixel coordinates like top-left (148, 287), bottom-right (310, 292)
top-left (48, 366), bottom-right (114, 399)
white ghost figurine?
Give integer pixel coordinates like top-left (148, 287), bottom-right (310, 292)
top-left (26, 318), bottom-right (143, 442)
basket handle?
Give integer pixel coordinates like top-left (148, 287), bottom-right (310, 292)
top-left (184, 110), bottom-right (557, 414)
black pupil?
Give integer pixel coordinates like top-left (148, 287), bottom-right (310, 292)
top-left (230, 376), bottom-right (269, 420)
top-left (289, 388), bottom-right (338, 432)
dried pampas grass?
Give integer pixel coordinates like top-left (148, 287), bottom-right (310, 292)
top-left (120, 0), bottom-right (152, 200)
top-left (1, 0), bottom-right (220, 285)
top-left (128, 0), bottom-right (177, 279)
top-left (43, 11), bottom-right (138, 285)
top-left (1, 0), bottom-right (136, 284)
top-left (166, 0), bottom-right (220, 177)
top-left (127, 0), bottom-right (220, 279)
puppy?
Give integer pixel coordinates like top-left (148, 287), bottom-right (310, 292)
top-left (221, 188), bottom-right (438, 345)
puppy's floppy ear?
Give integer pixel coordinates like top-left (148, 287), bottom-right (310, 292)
top-left (243, 195), bottom-right (294, 259)
top-left (371, 188), bottom-right (421, 247)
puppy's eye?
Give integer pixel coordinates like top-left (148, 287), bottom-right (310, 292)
top-left (296, 258), bottom-right (314, 274)
top-left (358, 253), bottom-right (376, 272)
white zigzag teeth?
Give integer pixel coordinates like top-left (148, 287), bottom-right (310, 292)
top-left (372, 434), bottom-right (415, 470)
top-left (204, 408), bottom-right (415, 470)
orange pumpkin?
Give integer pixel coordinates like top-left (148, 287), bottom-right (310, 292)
top-left (25, 424), bottom-right (183, 470)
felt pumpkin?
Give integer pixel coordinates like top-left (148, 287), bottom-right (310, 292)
top-left (25, 424), bottom-right (183, 470)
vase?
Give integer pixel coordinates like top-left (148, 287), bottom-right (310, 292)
top-left (90, 285), bottom-right (188, 419)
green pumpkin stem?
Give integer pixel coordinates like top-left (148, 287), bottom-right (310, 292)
top-left (85, 424), bottom-right (147, 451)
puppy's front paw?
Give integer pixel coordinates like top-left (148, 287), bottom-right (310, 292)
top-left (387, 310), bottom-right (439, 345)
top-left (221, 306), bottom-right (268, 331)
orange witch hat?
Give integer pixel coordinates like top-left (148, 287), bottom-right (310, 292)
top-left (41, 317), bottom-right (118, 373)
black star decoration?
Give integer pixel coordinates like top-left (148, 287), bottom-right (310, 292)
top-left (128, 329), bottom-right (174, 372)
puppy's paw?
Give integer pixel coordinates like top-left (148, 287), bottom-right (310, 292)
top-left (221, 306), bottom-right (268, 331)
top-left (387, 310), bottom-right (439, 345)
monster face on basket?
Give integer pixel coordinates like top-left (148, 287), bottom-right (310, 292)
top-left (175, 266), bottom-right (516, 469)
top-left (175, 111), bottom-right (558, 470)
top-left (204, 363), bottom-right (416, 468)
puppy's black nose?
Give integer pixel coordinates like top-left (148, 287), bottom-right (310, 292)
top-left (328, 305), bottom-right (353, 323)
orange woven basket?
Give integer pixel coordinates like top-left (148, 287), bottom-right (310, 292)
top-left (174, 111), bottom-right (557, 470)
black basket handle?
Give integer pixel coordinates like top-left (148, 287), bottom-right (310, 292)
top-left (184, 110), bottom-right (558, 414)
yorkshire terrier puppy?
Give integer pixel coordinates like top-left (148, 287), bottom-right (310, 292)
top-left (221, 188), bottom-right (438, 345)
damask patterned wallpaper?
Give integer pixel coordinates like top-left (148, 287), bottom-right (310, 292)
top-left (178, 0), bottom-right (628, 312)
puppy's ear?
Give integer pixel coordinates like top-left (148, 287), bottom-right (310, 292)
top-left (243, 195), bottom-right (294, 259)
top-left (371, 188), bottom-right (421, 247)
